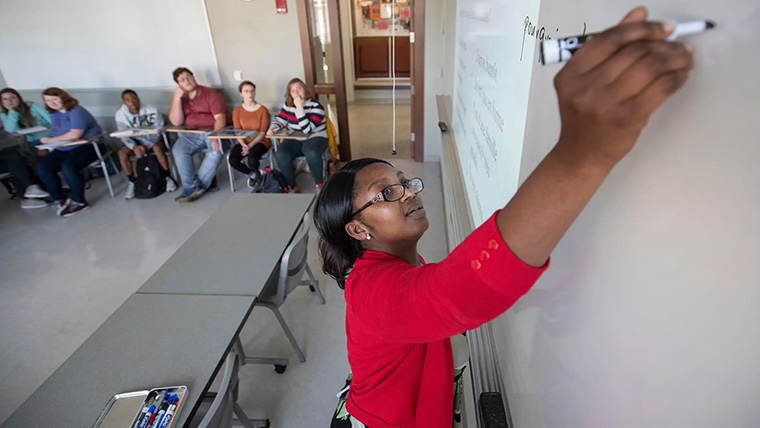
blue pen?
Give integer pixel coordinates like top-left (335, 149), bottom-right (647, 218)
top-left (137, 405), bottom-right (156, 428)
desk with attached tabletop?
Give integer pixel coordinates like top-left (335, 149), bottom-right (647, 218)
top-left (1, 293), bottom-right (254, 428)
top-left (137, 193), bottom-right (314, 296)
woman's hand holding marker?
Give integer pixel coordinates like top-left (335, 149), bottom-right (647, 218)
top-left (497, 7), bottom-right (695, 268)
top-left (553, 7), bottom-right (694, 168)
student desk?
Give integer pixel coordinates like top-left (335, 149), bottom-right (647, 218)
top-left (110, 127), bottom-right (167, 139)
top-left (165, 126), bottom-right (214, 134)
top-left (1, 293), bottom-right (254, 428)
top-left (137, 193), bottom-right (315, 296)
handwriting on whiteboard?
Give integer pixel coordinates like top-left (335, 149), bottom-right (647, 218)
top-left (521, 16), bottom-right (587, 62)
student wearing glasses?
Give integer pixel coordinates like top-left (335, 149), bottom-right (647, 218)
top-left (314, 8), bottom-right (694, 428)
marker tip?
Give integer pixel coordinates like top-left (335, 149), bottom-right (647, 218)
top-left (706, 20), bottom-right (716, 29)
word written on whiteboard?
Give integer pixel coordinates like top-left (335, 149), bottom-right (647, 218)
top-left (521, 16), bottom-right (587, 62)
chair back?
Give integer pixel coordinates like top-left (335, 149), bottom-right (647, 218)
top-left (194, 352), bottom-right (238, 428)
top-left (266, 212), bottom-right (312, 307)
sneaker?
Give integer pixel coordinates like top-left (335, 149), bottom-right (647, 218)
top-left (24, 185), bottom-right (50, 199)
top-left (315, 183), bottom-right (324, 195)
top-left (165, 176), bottom-right (177, 192)
top-left (55, 199), bottom-right (70, 216)
top-left (247, 171), bottom-right (261, 189)
top-left (62, 202), bottom-right (89, 217)
top-left (125, 181), bottom-right (135, 200)
top-left (175, 187), bottom-right (206, 203)
top-left (21, 198), bottom-right (49, 209)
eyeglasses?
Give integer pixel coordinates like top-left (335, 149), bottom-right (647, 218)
top-left (352, 177), bottom-right (424, 217)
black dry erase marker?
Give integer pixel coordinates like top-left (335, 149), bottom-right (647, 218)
top-left (541, 20), bottom-right (715, 65)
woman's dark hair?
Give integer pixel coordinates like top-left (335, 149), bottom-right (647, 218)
top-left (314, 158), bottom-right (392, 288)
top-left (0, 88), bottom-right (36, 127)
top-left (121, 89), bottom-right (137, 98)
top-left (42, 87), bottom-right (79, 113)
top-left (238, 80), bottom-right (256, 93)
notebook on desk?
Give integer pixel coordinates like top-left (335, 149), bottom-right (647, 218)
top-left (14, 126), bottom-right (49, 136)
top-left (38, 139), bottom-right (89, 151)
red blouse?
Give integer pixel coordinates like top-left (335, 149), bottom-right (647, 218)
top-left (344, 211), bottom-right (548, 428)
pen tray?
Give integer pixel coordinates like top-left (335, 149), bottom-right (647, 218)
top-left (92, 385), bottom-right (188, 428)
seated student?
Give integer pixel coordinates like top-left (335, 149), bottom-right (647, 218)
top-left (115, 89), bottom-right (177, 199)
top-left (168, 67), bottom-right (229, 203)
top-left (229, 81), bottom-right (271, 188)
top-left (37, 87), bottom-right (105, 217)
top-left (266, 78), bottom-right (328, 193)
top-left (0, 88), bottom-right (52, 206)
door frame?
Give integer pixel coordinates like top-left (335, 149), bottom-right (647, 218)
top-left (296, 0), bottom-right (352, 161)
top-left (410, 0), bottom-right (425, 162)
top-left (298, 0), bottom-right (425, 162)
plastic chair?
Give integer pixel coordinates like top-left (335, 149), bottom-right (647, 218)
top-left (160, 132), bottom-right (180, 181)
top-left (88, 137), bottom-right (121, 197)
top-left (189, 350), bottom-right (270, 428)
top-left (236, 212), bottom-right (325, 373)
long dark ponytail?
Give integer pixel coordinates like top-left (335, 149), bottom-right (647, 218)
top-left (314, 158), bottom-right (392, 288)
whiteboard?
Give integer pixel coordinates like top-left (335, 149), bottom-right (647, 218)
top-left (0, 0), bottom-right (221, 89)
top-left (451, 0), bottom-right (541, 225)
top-left (483, 1), bottom-right (760, 427)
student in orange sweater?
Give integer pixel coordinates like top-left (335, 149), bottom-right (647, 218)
top-left (316, 8), bottom-right (695, 428)
top-left (229, 81), bottom-right (271, 188)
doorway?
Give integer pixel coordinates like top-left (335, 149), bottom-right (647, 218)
top-left (297, 0), bottom-right (424, 161)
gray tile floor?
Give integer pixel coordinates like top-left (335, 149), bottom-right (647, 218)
top-left (0, 158), bottom-right (447, 427)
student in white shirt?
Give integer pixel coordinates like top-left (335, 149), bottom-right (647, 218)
top-left (115, 89), bottom-right (176, 199)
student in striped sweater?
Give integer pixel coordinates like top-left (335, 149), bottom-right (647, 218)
top-left (266, 78), bottom-right (329, 193)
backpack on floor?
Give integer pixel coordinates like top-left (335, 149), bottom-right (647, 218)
top-left (254, 168), bottom-right (289, 194)
top-left (134, 155), bottom-right (166, 199)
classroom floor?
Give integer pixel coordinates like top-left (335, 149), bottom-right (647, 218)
top-left (0, 158), bottom-right (447, 427)
top-left (347, 102), bottom-right (413, 159)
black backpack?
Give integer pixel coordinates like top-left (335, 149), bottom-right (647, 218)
top-left (253, 168), bottom-right (289, 193)
top-left (134, 155), bottom-right (166, 199)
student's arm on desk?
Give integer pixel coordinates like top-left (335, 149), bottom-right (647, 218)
top-left (40, 129), bottom-right (83, 144)
top-left (211, 114), bottom-right (226, 152)
top-left (251, 109), bottom-right (269, 145)
top-left (169, 88), bottom-right (185, 126)
top-left (232, 109), bottom-right (247, 148)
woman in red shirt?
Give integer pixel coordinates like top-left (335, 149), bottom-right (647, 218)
top-left (314, 8), bottom-right (694, 428)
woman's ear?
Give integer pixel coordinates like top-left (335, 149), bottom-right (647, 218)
top-left (345, 219), bottom-right (370, 242)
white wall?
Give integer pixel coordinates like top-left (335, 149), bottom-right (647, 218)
top-left (204, 0), bottom-right (304, 109)
top-left (422, 0), bottom-right (447, 162)
top-left (0, 0), bottom-right (221, 90)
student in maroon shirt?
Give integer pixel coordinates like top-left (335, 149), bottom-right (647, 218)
top-left (315, 8), bottom-right (694, 428)
top-left (168, 67), bottom-right (229, 203)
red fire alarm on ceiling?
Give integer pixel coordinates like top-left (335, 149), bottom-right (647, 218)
top-left (276, 0), bottom-right (287, 14)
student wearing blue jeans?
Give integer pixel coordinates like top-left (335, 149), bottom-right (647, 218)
top-left (172, 132), bottom-right (223, 194)
top-left (38, 87), bottom-right (104, 217)
top-left (168, 67), bottom-right (229, 203)
top-left (267, 78), bottom-right (329, 193)
top-left (274, 137), bottom-right (329, 190)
